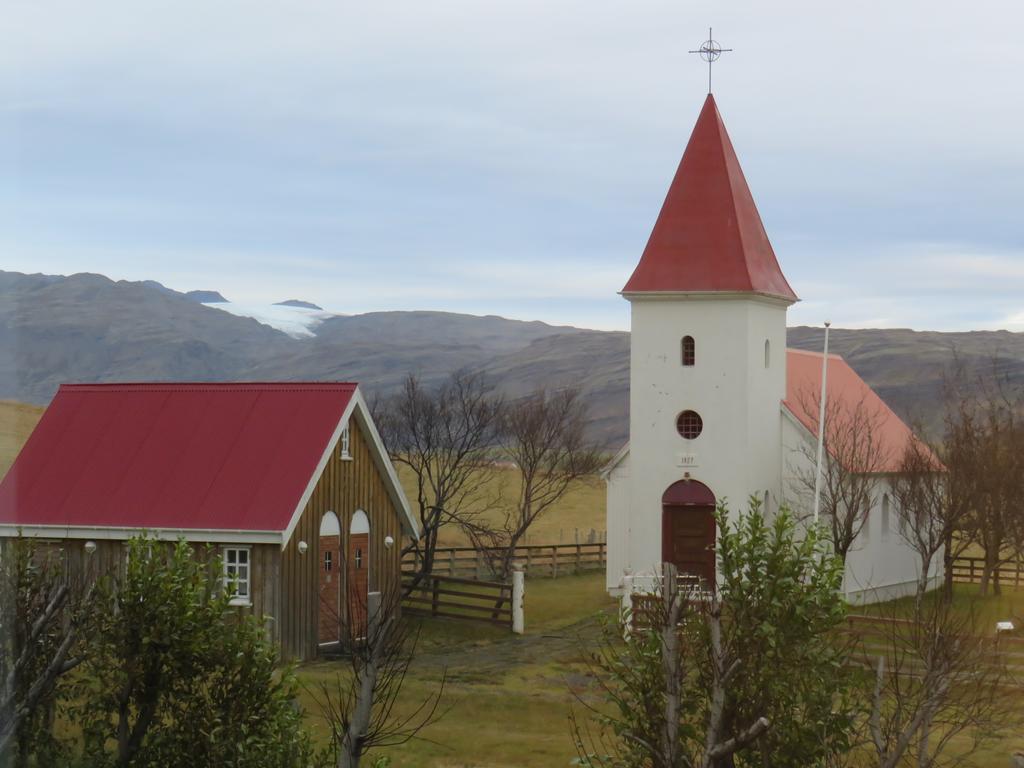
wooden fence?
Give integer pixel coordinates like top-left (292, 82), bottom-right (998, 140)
top-left (950, 556), bottom-right (1024, 587)
top-left (841, 613), bottom-right (1024, 682)
top-left (625, 607), bottom-right (1024, 684)
top-left (402, 572), bottom-right (514, 629)
top-left (402, 541), bottom-right (607, 580)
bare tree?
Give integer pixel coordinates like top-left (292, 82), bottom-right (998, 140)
top-left (0, 540), bottom-right (90, 762)
top-left (312, 588), bottom-right (446, 768)
top-left (942, 360), bottom-right (1024, 595)
top-left (373, 372), bottom-right (503, 591)
top-left (861, 597), bottom-right (1015, 768)
top-left (891, 436), bottom-right (958, 606)
top-left (792, 388), bottom-right (892, 563)
top-left (468, 388), bottom-right (602, 580)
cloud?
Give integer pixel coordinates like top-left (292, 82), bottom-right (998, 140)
top-left (2, 2), bottom-right (1024, 334)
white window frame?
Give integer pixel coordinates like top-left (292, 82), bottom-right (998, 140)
top-left (340, 426), bottom-right (352, 460)
top-left (222, 546), bottom-right (252, 606)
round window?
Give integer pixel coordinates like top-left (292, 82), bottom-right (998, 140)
top-left (676, 410), bottom-right (703, 439)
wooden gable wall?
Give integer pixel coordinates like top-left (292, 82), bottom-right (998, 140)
top-left (278, 416), bottom-right (404, 661)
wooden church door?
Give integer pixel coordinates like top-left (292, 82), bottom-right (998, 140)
top-left (347, 510), bottom-right (370, 639)
top-left (661, 480), bottom-right (717, 588)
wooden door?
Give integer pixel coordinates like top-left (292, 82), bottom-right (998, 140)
top-left (318, 534), bottom-right (340, 644)
top-left (347, 533), bottom-right (369, 639)
top-left (661, 505), bottom-right (716, 587)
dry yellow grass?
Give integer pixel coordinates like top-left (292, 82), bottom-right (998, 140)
top-left (0, 400), bottom-right (44, 480)
top-left (395, 465), bottom-right (607, 546)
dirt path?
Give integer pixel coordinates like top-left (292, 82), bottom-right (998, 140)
top-left (411, 610), bottom-right (608, 676)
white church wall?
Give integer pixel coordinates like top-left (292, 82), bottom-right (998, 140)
top-left (844, 479), bottom-right (944, 605)
top-left (624, 295), bottom-right (788, 581)
top-left (781, 409), bottom-right (816, 515)
top-left (781, 415), bottom-right (944, 605)
top-left (605, 451), bottom-right (632, 594)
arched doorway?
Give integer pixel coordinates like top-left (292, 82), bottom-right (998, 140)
top-left (348, 510), bottom-right (370, 640)
top-left (318, 511), bottom-right (341, 645)
top-left (661, 479), bottom-right (716, 588)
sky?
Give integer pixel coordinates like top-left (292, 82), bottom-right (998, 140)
top-left (3, 1), bottom-right (1024, 332)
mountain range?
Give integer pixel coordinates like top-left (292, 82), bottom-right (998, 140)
top-left (3, 270), bottom-right (1023, 447)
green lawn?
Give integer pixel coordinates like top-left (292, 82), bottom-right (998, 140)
top-left (296, 572), bottom-right (616, 767)
top-left (858, 582), bottom-right (1024, 633)
top-left (296, 577), bottom-right (1024, 767)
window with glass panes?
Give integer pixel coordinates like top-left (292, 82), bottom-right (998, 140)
top-left (223, 547), bottom-right (251, 604)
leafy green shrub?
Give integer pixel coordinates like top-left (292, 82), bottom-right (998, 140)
top-left (72, 537), bottom-right (320, 768)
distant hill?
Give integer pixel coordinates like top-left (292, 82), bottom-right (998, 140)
top-left (274, 299), bottom-right (323, 310)
top-left (0, 271), bottom-right (291, 405)
top-left (2, 270), bottom-right (1023, 447)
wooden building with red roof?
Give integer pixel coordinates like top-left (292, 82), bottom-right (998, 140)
top-left (0, 382), bottom-right (418, 661)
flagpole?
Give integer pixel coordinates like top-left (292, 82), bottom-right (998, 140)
top-left (812, 321), bottom-right (831, 525)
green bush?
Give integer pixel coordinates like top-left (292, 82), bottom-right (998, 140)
top-left (71, 537), bottom-right (320, 768)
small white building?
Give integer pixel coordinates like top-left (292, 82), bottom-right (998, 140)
top-left (605, 94), bottom-right (941, 604)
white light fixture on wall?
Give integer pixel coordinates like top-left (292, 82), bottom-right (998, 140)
top-left (84, 540), bottom-right (97, 555)
top-left (384, 535), bottom-right (395, 549)
top-left (298, 541), bottom-right (309, 555)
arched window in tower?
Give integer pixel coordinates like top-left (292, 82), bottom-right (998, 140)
top-left (764, 339), bottom-right (770, 368)
top-left (881, 493), bottom-right (891, 541)
top-left (681, 336), bottom-right (695, 366)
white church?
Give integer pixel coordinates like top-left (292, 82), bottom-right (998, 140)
top-left (604, 94), bottom-right (942, 605)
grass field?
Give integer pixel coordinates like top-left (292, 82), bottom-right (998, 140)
top-left (0, 400), bottom-right (43, 479)
top-left (395, 466), bottom-right (607, 547)
top-left (294, 578), bottom-right (1024, 768)
top-left (297, 572), bottom-right (617, 767)
top-left (859, 581), bottom-right (1024, 630)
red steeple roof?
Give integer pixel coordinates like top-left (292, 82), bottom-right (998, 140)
top-left (622, 94), bottom-right (797, 301)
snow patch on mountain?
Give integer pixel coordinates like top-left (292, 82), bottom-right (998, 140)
top-left (202, 301), bottom-right (339, 338)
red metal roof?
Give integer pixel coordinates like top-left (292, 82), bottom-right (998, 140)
top-left (623, 94), bottom-right (797, 301)
top-left (0, 383), bottom-right (356, 532)
top-left (784, 350), bottom-right (933, 473)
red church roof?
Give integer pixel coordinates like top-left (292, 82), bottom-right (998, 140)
top-left (784, 350), bottom-right (936, 473)
top-left (0, 383), bottom-right (365, 539)
top-left (623, 94), bottom-right (797, 301)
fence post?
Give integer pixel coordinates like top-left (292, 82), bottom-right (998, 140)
top-left (575, 543), bottom-right (582, 573)
top-left (552, 545), bottom-right (558, 578)
top-left (431, 576), bottom-right (440, 617)
top-left (512, 565), bottom-right (525, 635)
top-left (621, 571), bottom-right (634, 639)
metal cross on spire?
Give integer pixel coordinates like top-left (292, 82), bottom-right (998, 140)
top-left (689, 27), bottom-right (732, 94)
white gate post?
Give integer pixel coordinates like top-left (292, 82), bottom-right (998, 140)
top-left (512, 565), bottom-right (525, 635)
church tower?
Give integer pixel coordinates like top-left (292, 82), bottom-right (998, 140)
top-left (605, 94), bottom-right (797, 591)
